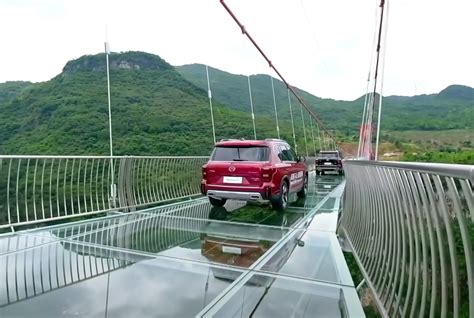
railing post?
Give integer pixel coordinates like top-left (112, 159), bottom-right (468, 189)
top-left (340, 160), bottom-right (474, 317)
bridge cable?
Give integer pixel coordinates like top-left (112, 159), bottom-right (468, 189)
top-left (270, 76), bottom-right (281, 139)
top-left (247, 76), bottom-right (257, 139)
top-left (315, 120), bottom-right (322, 152)
top-left (309, 118), bottom-right (317, 155)
top-left (357, 72), bottom-right (370, 157)
top-left (205, 65), bottom-right (217, 144)
top-left (219, 0), bottom-right (338, 147)
top-left (286, 89), bottom-right (297, 150)
top-left (299, 104), bottom-right (309, 156)
top-left (358, 0), bottom-right (380, 158)
top-left (104, 38), bottom-right (116, 209)
top-left (374, 0), bottom-right (389, 160)
top-left (298, 0), bottom-right (330, 75)
top-left (321, 130), bottom-right (326, 150)
top-left (361, 0), bottom-right (389, 160)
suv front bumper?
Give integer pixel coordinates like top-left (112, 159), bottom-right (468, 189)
top-left (315, 165), bottom-right (342, 171)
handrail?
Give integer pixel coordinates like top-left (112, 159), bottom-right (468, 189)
top-left (0, 156), bottom-right (209, 229)
top-left (340, 160), bottom-right (474, 317)
top-left (0, 200), bottom-right (213, 307)
top-left (346, 160), bottom-right (474, 181)
top-left (0, 155), bottom-right (209, 159)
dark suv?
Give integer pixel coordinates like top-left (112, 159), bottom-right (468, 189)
top-left (315, 150), bottom-right (344, 175)
top-left (201, 139), bottom-right (308, 210)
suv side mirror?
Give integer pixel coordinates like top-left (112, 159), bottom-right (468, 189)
top-left (297, 155), bottom-right (306, 163)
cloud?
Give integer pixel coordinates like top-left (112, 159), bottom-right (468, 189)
top-left (0, 0), bottom-right (472, 100)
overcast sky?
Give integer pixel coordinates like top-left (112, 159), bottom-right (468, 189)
top-left (0, 0), bottom-right (472, 100)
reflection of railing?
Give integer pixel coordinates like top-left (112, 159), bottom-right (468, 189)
top-left (0, 236), bottom-right (134, 307)
top-left (0, 200), bottom-right (213, 308)
top-left (0, 156), bottom-right (208, 229)
top-left (71, 200), bottom-right (212, 252)
top-left (305, 156), bottom-right (316, 171)
top-left (340, 160), bottom-right (473, 317)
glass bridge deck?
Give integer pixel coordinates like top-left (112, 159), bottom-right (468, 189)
top-left (0, 174), bottom-right (364, 317)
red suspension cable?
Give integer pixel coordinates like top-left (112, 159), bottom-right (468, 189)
top-left (219, 0), bottom-right (337, 144)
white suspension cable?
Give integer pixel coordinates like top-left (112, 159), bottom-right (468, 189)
top-left (205, 65), bottom-right (217, 144)
top-left (287, 89), bottom-right (297, 150)
top-left (315, 120), bottom-right (322, 152)
top-left (358, 0), bottom-right (381, 159)
top-left (247, 76), bottom-right (257, 140)
top-left (309, 118), bottom-right (316, 156)
top-left (365, 0), bottom-right (388, 160)
top-left (298, 0), bottom-right (330, 75)
top-left (357, 72), bottom-right (371, 157)
top-left (299, 104), bottom-right (309, 156)
top-left (321, 130), bottom-right (326, 150)
top-left (104, 37), bottom-right (115, 209)
top-left (270, 76), bottom-right (280, 139)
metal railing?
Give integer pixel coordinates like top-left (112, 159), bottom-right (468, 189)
top-left (0, 201), bottom-right (211, 307)
top-left (0, 236), bottom-right (134, 307)
top-left (0, 156), bottom-right (208, 229)
top-left (0, 198), bottom-right (250, 308)
top-left (340, 160), bottom-right (474, 317)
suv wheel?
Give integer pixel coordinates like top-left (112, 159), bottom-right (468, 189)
top-left (272, 181), bottom-right (289, 210)
top-left (297, 174), bottom-right (308, 198)
top-left (209, 197), bottom-right (226, 207)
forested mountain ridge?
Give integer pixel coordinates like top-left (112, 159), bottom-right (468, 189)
top-left (0, 52), bottom-right (471, 157)
top-left (0, 52), bottom-right (313, 156)
top-left (177, 64), bottom-right (473, 133)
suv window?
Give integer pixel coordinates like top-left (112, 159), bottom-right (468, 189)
top-left (319, 152), bottom-right (339, 158)
top-left (212, 146), bottom-right (269, 161)
top-left (279, 145), bottom-right (296, 162)
top-left (287, 147), bottom-right (298, 161)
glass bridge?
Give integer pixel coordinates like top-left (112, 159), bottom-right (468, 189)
top-left (0, 173), bottom-right (365, 317)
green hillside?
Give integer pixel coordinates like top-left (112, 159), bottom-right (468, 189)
top-left (177, 64), bottom-right (474, 134)
top-left (0, 52), bottom-right (320, 156)
top-left (0, 52), bottom-right (471, 157)
top-left (0, 81), bottom-right (33, 104)
top-left (176, 64), bottom-right (349, 132)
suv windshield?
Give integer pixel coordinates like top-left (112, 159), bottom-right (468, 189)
top-left (212, 146), bottom-right (269, 161)
top-left (319, 152), bottom-right (339, 158)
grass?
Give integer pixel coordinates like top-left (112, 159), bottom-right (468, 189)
top-left (388, 129), bottom-right (473, 148)
top-left (344, 252), bottom-right (382, 317)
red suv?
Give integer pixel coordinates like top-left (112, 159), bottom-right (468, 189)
top-left (201, 139), bottom-right (308, 210)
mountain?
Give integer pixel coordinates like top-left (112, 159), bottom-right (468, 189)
top-left (437, 85), bottom-right (474, 101)
top-left (0, 81), bottom-right (33, 104)
top-left (176, 64), bottom-right (350, 132)
top-left (0, 52), bottom-right (313, 156)
top-left (0, 52), bottom-right (471, 157)
top-left (177, 64), bottom-right (474, 133)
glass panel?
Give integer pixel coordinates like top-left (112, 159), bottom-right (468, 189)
top-left (259, 230), bottom-right (350, 285)
top-left (209, 273), bottom-right (347, 317)
top-left (212, 147), bottom-right (269, 161)
top-left (0, 240), bottom-right (245, 317)
top-left (62, 213), bottom-right (290, 269)
top-left (0, 233), bottom-right (57, 255)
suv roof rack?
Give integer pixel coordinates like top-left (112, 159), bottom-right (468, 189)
top-left (264, 138), bottom-right (286, 142)
top-left (219, 138), bottom-right (239, 142)
top-left (218, 138), bottom-right (249, 142)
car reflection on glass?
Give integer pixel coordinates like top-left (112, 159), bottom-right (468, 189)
top-left (200, 207), bottom-right (298, 285)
